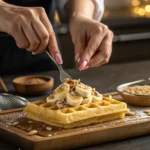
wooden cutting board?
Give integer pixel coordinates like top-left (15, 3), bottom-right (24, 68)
top-left (1, 92), bottom-right (150, 150)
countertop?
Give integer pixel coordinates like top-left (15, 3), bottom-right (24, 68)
top-left (1, 60), bottom-right (150, 150)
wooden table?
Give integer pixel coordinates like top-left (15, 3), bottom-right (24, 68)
top-left (1, 60), bottom-right (150, 150)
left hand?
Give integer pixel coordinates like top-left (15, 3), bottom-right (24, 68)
top-left (69, 15), bottom-right (114, 71)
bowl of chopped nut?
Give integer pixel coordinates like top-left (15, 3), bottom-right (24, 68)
top-left (117, 78), bottom-right (150, 106)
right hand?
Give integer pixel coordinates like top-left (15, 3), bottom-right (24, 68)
top-left (0, 1), bottom-right (63, 64)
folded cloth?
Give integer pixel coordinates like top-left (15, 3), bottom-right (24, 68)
top-left (92, 0), bottom-right (104, 21)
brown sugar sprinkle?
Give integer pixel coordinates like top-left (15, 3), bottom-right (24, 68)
top-left (25, 78), bottom-right (46, 85)
top-left (123, 85), bottom-right (150, 95)
top-left (125, 111), bottom-right (135, 116)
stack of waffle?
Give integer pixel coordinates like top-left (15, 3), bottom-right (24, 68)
top-left (24, 79), bottom-right (128, 128)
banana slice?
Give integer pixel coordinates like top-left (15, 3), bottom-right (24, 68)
top-left (82, 95), bottom-right (92, 104)
top-left (66, 92), bottom-right (83, 107)
top-left (46, 94), bottom-right (57, 103)
top-left (92, 91), bottom-right (103, 102)
top-left (75, 83), bottom-right (92, 97)
top-left (54, 83), bottom-right (70, 100)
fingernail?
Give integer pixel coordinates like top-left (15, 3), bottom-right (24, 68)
top-left (79, 60), bottom-right (87, 71)
top-left (77, 58), bottom-right (80, 63)
top-left (75, 52), bottom-right (80, 61)
top-left (55, 53), bottom-right (63, 64)
top-left (32, 52), bottom-right (37, 55)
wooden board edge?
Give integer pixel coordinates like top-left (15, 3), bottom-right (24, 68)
top-left (33, 120), bottom-right (150, 150)
top-left (34, 117), bottom-right (150, 141)
top-left (1, 116), bottom-right (150, 143)
top-left (0, 108), bottom-right (23, 114)
top-left (103, 92), bottom-right (119, 96)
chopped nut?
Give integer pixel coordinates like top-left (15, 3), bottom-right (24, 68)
top-left (143, 110), bottom-right (150, 114)
top-left (28, 121), bottom-right (34, 123)
top-left (12, 121), bottom-right (19, 126)
top-left (123, 85), bottom-right (150, 95)
top-left (108, 95), bottom-right (112, 99)
top-left (46, 127), bottom-right (52, 131)
top-left (92, 88), bottom-right (96, 91)
top-left (147, 112), bottom-right (150, 116)
top-left (28, 130), bottom-right (38, 136)
top-left (125, 111), bottom-right (135, 116)
top-left (56, 100), bottom-right (68, 109)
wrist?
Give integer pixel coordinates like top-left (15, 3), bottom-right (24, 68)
top-left (69, 12), bottom-right (92, 26)
top-left (68, 0), bottom-right (95, 22)
top-left (70, 12), bottom-right (92, 20)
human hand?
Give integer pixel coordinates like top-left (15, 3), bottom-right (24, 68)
top-left (0, 1), bottom-right (62, 64)
top-left (69, 15), bottom-right (113, 70)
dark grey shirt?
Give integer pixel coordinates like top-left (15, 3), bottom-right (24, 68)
top-left (0, 0), bottom-right (56, 75)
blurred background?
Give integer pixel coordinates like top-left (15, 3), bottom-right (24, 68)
top-left (0, 0), bottom-right (150, 74)
top-left (57, 0), bottom-right (150, 69)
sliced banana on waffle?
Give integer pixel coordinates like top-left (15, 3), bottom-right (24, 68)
top-left (75, 83), bottom-right (92, 97)
top-left (66, 91), bottom-right (83, 106)
top-left (82, 95), bottom-right (92, 104)
top-left (92, 91), bottom-right (103, 102)
top-left (46, 94), bottom-right (57, 103)
top-left (54, 83), bottom-right (70, 100)
top-left (46, 79), bottom-right (103, 108)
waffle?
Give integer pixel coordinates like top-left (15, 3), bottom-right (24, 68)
top-left (24, 97), bottom-right (128, 128)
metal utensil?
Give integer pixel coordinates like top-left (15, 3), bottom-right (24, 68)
top-left (0, 93), bottom-right (28, 111)
top-left (45, 51), bottom-right (72, 82)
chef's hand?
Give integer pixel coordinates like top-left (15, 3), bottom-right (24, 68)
top-left (0, 1), bottom-right (62, 64)
top-left (70, 15), bottom-right (113, 70)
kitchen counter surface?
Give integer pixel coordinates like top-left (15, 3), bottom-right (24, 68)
top-left (1, 60), bottom-right (150, 150)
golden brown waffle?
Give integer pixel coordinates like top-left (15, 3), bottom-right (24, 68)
top-left (24, 97), bottom-right (128, 128)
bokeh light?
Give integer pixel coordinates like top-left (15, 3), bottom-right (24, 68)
top-left (145, 5), bottom-right (150, 12)
top-left (138, 8), bottom-right (146, 16)
top-left (131, 0), bottom-right (141, 7)
top-left (133, 7), bottom-right (140, 14)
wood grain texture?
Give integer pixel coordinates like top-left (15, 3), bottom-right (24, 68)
top-left (0, 77), bottom-right (8, 92)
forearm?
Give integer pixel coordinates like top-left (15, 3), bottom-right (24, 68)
top-left (68, 0), bottom-right (95, 20)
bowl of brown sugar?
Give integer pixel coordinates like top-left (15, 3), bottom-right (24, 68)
top-left (13, 75), bottom-right (54, 96)
top-left (117, 78), bottom-right (150, 106)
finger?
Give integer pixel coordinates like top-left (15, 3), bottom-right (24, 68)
top-left (88, 31), bottom-right (113, 68)
top-left (73, 36), bottom-right (86, 62)
top-left (31, 19), bottom-right (49, 54)
top-left (88, 51), bottom-right (104, 68)
top-left (94, 60), bottom-right (107, 67)
top-left (11, 26), bottom-right (29, 49)
top-left (40, 13), bottom-right (62, 64)
top-left (22, 22), bottom-right (40, 52)
top-left (79, 29), bottom-right (107, 71)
